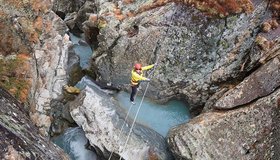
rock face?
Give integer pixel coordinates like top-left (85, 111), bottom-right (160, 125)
top-left (53, 0), bottom-right (97, 33)
top-left (49, 0), bottom-right (280, 159)
top-left (0, 0), bottom-right (51, 55)
top-left (214, 56), bottom-right (280, 109)
top-left (75, 0), bottom-right (279, 159)
top-left (30, 12), bottom-right (72, 136)
top-left (90, 0), bottom-right (268, 112)
top-left (0, 0), bottom-right (72, 136)
top-left (3, 0), bottom-right (277, 159)
top-left (69, 83), bottom-right (173, 160)
top-left (167, 44), bottom-right (280, 159)
top-left (0, 87), bottom-right (69, 159)
top-left (167, 86), bottom-right (280, 160)
top-left (52, 0), bottom-right (85, 17)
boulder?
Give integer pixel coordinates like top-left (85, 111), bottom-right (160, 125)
top-left (69, 82), bottom-right (173, 159)
top-left (167, 87), bottom-right (280, 160)
top-left (91, 0), bottom-right (269, 112)
top-left (214, 56), bottom-right (280, 109)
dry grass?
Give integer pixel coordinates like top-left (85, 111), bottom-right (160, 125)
top-left (135, 0), bottom-right (254, 17)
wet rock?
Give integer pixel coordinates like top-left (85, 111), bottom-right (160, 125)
top-left (67, 45), bottom-right (84, 86)
top-left (49, 100), bottom-right (76, 136)
top-left (69, 84), bottom-right (173, 160)
top-left (0, 87), bottom-right (69, 159)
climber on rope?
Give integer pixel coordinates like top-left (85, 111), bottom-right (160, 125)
top-left (130, 63), bottom-right (156, 104)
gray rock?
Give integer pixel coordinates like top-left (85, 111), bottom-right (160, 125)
top-left (0, 0), bottom-right (72, 136)
top-left (214, 56), bottom-right (280, 109)
top-left (0, 87), bottom-right (69, 159)
top-left (167, 87), bottom-right (280, 160)
top-left (67, 45), bottom-right (84, 86)
top-left (76, 1), bottom-right (97, 31)
top-left (69, 84), bottom-right (173, 160)
top-left (91, 1), bottom-right (268, 112)
top-left (61, 0), bottom-right (97, 34)
top-left (52, 0), bottom-right (86, 18)
top-left (30, 11), bottom-right (72, 136)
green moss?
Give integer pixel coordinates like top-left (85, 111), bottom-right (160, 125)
top-left (97, 19), bottom-right (107, 29)
top-left (0, 57), bottom-right (30, 102)
top-left (220, 40), bottom-right (229, 49)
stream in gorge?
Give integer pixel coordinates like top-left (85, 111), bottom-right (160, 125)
top-left (52, 33), bottom-right (191, 159)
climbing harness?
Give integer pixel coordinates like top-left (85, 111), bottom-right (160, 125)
top-left (108, 57), bottom-right (159, 160)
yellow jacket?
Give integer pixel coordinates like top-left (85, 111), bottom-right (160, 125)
top-left (130, 64), bottom-right (154, 86)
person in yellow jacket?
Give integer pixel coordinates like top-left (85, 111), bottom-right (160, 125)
top-left (130, 63), bottom-right (155, 104)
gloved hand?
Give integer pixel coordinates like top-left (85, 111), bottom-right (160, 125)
top-left (146, 78), bottom-right (151, 82)
top-left (154, 63), bottom-right (158, 67)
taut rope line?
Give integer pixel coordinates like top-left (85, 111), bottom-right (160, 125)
top-left (118, 57), bottom-right (159, 160)
top-left (108, 60), bottom-right (159, 160)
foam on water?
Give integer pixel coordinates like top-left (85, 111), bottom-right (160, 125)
top-left (52, 127), bottom-right (98, 160)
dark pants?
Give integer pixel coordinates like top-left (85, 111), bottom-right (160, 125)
top-left (130, 84), bottom-right (139, 102)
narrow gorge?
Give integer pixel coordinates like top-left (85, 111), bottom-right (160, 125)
top-left (0, 0), bottom-right (279, 160)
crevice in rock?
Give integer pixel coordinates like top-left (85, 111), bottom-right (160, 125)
top-left (127, 25), bottom-right (139, 37)
top-left (108, 36), bottom-right (121, 51)
top-left (55, 11), bottom-right (66, 20)
top-left (31, 50), bottom-right (40, 107)
top-left (69, 24), bottom-right (84, 35)
top-left (214, 85), bottom-right (280, 112)
top-left (49, 99), bottom-right (78, 137)
top-left (84, 27), bottom-right (100, 50)
top-left (184, 130), bottom-right (194, 159)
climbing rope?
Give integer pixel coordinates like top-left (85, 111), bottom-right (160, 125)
top-left (118, 82), bottom-right (150, 160)
top-left (107, 97), bottom-right (136, 160)
top-left (108, 8), bottom-right (177, 159)
top-left (108, 57), bottom-right (159, 160)
top-left (118, 58), bottom-right (159, 160)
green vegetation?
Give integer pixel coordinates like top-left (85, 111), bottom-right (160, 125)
top-left (0, 55), bottom-right (31, 102)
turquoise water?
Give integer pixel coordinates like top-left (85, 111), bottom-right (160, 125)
top-left (52, 127), bottom-right (98, 160)
top-left (115, 91), bottom-right (190, 137)
top-left (69, 33), bottom-right (93, 69)
top-left (75, 76), bottom-right (190, 137)
top-left (64, 33), bottom-right (190, 160)
top-left (52, 34), bottom-right (97, 160)
top-left (69, 33), bottom-right (80, 45)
